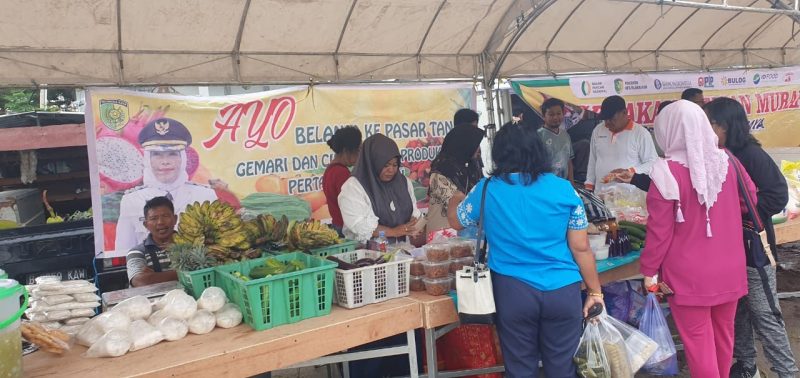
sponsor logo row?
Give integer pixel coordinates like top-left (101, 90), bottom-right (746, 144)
top-left (578, 71), bottom-right (794, 96)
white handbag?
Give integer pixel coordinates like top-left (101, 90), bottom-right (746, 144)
top-left (455, 178), bottom-right (496, 324)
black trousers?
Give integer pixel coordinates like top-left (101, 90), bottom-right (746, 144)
top-left (492, 273), bottom-right (583, 378)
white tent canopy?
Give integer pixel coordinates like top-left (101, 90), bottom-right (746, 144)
top-left (1, 0), bottom-right (798, 86)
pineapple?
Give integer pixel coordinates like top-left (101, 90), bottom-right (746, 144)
top-left (168, 244), bottom-right (217, 272)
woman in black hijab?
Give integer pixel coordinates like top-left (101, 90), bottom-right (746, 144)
top-left (338, 133), bottom-right (422, 243)
top-left (426, 126), bottom-right (485, 234)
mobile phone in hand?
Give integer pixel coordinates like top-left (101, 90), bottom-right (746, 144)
top-left (587, 303), bottom-right (604, 319)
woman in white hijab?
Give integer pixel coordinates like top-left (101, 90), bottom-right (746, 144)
top-left (115, 118), bottom-right (217, 252)
top-left (638, 100), bottom-right (757, 378)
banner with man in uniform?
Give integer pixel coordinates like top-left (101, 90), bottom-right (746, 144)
top-left (86, 84), bottom-right (476, 254)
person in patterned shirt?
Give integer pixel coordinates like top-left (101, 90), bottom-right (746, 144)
top-left (446, 121), bottom-right (603, 378)
top-left (126, 196), bottom-right (178, 287)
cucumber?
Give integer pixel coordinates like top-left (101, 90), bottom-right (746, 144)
top-left (618, 220), bottom-right (646, 232)
top-left (620, 225), bottom-right (646, 240)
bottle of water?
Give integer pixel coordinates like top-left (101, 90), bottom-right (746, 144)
top-left (374, 231), bottom-right (388, 252)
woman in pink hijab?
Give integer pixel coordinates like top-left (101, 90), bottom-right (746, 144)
top-left (640, 100), bottom-right (756, 378)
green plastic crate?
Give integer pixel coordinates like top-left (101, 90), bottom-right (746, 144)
top-left (177, 267), bottom-right (216, 299)
top-left (279, 240), bottom-right (359, 258)
top-left (215, 252), bottom-right (337, 331)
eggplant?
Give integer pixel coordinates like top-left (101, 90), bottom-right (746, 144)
top-left (327, 256), bottom-right (358, 270)
top-left (355, 258), bottom-right (376, 267)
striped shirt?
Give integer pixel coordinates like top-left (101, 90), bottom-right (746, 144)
top-left (126, 234), bottom-right (172, 285)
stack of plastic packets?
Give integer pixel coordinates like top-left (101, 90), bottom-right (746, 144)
top-left (24, 276), bottom-right (100, 334)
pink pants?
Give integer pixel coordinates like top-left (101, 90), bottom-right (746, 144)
top-left (669, 299), bottom-right (738, 378)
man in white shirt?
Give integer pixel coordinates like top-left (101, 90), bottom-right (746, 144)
top-left (584, 95), bottom-right (657, 192)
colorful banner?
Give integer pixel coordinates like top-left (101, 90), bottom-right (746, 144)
top-left (86, 84), bottom-right (476, 255)
top-left (511, 66), bottom-right (800, 147)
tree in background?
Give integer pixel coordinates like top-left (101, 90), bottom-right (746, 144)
top-left (0, 89), bottom-right (38, 113)
top-left (0, 88), bottom-right (77, 114)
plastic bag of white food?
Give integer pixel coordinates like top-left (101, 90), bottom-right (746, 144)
top-left (72, 293), bottom-right (101, 302)
top-left (163, 293), bottom-right (197, 320)
top-left (42, 294), bottom-right (75, 306)
top-left (76, 312), bottom-right (131, 347)
top-left (65, 317), bottom-right (91, 326)
top-left (148, 309), bottom-right (169, 326)
top-left (156, 317), bottom-right (189, 341)
top-left (85, 330), bottom-right (131, 358)
top-left (215, 303), bottom-right (243, 329)
top-left (43, 310), bottom-right (72, 321)
top-left (154, 290), bottom-right (187, 310)
top-left (197, 287), bottom-right (227, 312)
top-left (111, 295), bottom-right (152, 320)
top-left (188, 310), bottom-right (216, 335)
top-left (71, 308), bottom-right (96, 318)
top-left (60, 324), bottom-right (83, 335)
top-left (128, 320), bottom-right (164, 351)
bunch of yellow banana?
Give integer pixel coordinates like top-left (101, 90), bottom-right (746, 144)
top-left (174, 200), bottom-right (251, 252)
top-left (286, 219), bottom-right (341, 250)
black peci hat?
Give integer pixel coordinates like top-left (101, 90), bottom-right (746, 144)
top-left (599, 95), bottom-right (627, 120)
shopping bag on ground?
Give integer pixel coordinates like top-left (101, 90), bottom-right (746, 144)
top-left (603, 313), bottom-right (657, 373)
top-left (638, 293), bottom-right (678, 375)
top-left (574, 322), bottom-right (611, 378)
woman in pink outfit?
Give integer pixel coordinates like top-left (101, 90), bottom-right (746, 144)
top-left (640, 100), bottom-right (756, 378)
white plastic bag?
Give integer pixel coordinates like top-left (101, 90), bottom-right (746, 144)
top-left (36, 280), bottom-right (98, 295)
top-left (128, 320), bottom-right (164, 351)
top-left (156, 317), bottom-right (188, 341)
top-left (43, 310), bottom-right (72, 321)
top-left (595, 314), bottom-right (633, 377)
top-left (64, 317), bottom-right (91, 326)
top-left (72, 293), bottom-right (101, 302)
top-left (188, 310), bottom-right (216, 335)
top-left (95, 311), bottom-right (131, 332)
top-left (214, 303), bottom-right (243, 329)
top-left (42, 294), bottom-right (75, 306)
top-left (604, 313), bottom-right (658, 373)
top-left (24, 310), bottom-right (47, 323)
top-left (41, 321), bottom-right (62, 329)
top-left (197, 287), bottom-right (227, 312)
top-left (154, 290), bottom-right (186, 310)
top-left (85, 330), bottom-right (131, 358)
top-left (162, 292), bottom-right (197, 320)
top-left (60, 324), bottom-right (83, 335)
top-left (33, 301), bottom-right (100, 312)
top-left (575, 322), bottom-right (611, 378)
top-left (76, 322), bottom-right (104, 347)
top-left (147, 310), bottom-right (168, 326)
top-left (71, 308), bottom-right (96, 318)
top-left (111, 295), bottom-right (153, 320)
top-left (77, 312), bottom-right (131, 347)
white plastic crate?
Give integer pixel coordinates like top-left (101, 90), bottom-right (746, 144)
top-left (332, 249), bottom-right (412, 309)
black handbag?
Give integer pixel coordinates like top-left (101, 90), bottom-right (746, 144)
top-left (727, 151), bottom-right (782, 319)
top-left (727, 151), bottom-right (775, 268)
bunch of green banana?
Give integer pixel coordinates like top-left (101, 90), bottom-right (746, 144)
top-left (286, 219), bottom-right (341, 250)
